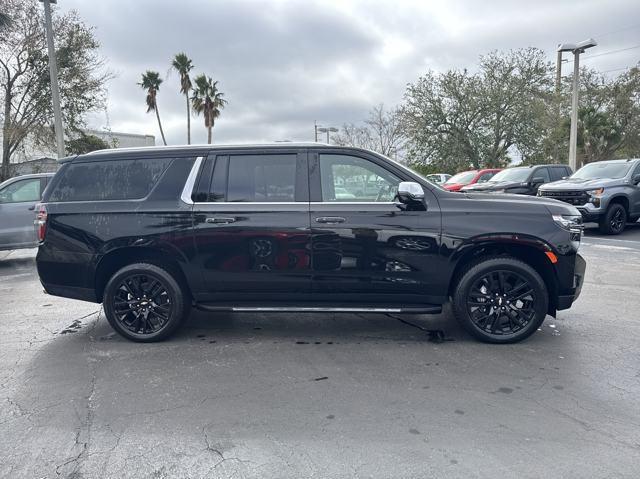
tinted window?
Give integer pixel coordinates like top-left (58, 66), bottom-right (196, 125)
top-left (478, 172), bottom-right (496, 183)
top-left (534, 167), bottom-right (551, 183)
top-left (49, 158), bottom-right (173, 202)
top-left (319, 154), bottom-right (400, 202)
top-left (0, 178), bottom-right (41, 203)
top-left (227, 155), bottom-right (297, 202)
top-left (550, 167), bottom-right (565, 181)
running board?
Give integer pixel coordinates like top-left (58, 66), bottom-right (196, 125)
top-left (195, 303), bottom-right (442, 314)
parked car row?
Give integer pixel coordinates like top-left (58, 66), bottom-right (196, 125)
top-left (431, 158), bottom-right (640, 234)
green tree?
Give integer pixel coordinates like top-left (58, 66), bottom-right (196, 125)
top-left (402, 48), bottom-right (554, 171)
top-left (191, 74), bottom-right (226, 144)
top-left (0, 0), bottom-right (109, 181)
top-left (138, 70), bottom-right (167, 146)
top-left (0, 11), bottom-right (11, 29)
top-left (171, 53), bottom-right (194, 144)
top-left (65, 132), bottom-right (111, 155)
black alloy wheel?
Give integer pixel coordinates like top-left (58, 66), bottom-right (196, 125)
top-left (599, 203), bottom-right (627, 235)
top-left (452, 257), bottom-right (548, 343)
top-left (104, 263), bottom-right (190, 342)
top-left (466, 270), bottom-right (536, 336)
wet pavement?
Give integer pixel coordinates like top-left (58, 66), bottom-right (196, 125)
top-left (1, 229), bottom-right (639, 478)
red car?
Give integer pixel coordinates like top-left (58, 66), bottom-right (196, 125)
top-left (442, 168), bottom-right (502, 192)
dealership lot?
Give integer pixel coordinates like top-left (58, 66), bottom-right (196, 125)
top-left (1, 225), bottom-right (639, 478)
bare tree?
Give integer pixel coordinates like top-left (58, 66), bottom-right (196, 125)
top-left (334, 104), bottom-right (406, 159)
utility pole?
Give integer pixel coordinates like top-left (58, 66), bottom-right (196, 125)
top-left (40, 0), bottom-right (65, 159)
top-left (314, 120), bottom-right (318, 142)
top-left (557, 38), bottom-right (597, 172)
top-left (555, 51), bottom-right (562, 93)
top-left (568, 51), bottom-right (580, 172)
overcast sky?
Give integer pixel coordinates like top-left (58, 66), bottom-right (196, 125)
top-left (57, 0), bottom-right (640, 146)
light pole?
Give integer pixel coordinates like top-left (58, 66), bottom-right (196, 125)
top-left (557, 38), bottom-right (597, 172)
top-left (39, 0), bottom-right (65, 159)
top-left (317, 126), bottom-right (338, 144)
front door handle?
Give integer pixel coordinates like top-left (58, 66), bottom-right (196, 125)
top-left (28, 205), bottom-right (35, 211)
top-left (315, 216), bottom-right (346, 224)
top-left (205, 217), bottom-right (236, 224)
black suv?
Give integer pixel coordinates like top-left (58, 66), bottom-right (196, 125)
top-left (460, 164), bottom-right (573, 195)
top-left (36, 144), bottom-right (585, 344)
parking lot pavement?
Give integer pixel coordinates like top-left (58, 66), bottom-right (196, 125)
top-left (1, 240), bottom-right (639, 479)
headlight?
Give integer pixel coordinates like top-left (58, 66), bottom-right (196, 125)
top-left (587, 188), bottom-right (604, 197)
top-left (552, 214), bottom-right (583, 249)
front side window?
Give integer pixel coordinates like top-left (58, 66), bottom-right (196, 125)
top-left (48, 157), bottom-right (173, 202)
top-left (478, 172), bottom-right (496, 183)
top-left (534, 168), bottom-right (551, 183)
top-left (0, 178), bottom-right (41, 203)
top-left (319, 154), bottom-right (400, 202)
top-left (226, 154), bottom-right (297, 202)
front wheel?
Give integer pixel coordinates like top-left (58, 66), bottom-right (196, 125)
top-left (452, 257), bottom-right (548, 343)
top-left (599, 203), bottom-right (627, 235)
top-left (103, 263), bottom-right (190, 342)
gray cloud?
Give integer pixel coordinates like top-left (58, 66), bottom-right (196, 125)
top-left (60, 0), bottom-right (640, 145)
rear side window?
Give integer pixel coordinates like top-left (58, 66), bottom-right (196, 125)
top-left (48, 157), bottom-right (173, 202)
top-left (0, 178), bottom-right (41, 203)
top-left (226, 154), bottom-right (297, 202)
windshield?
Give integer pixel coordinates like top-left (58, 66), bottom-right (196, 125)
top-left (489, 168), bottom-right (530, 182)
top-left (445, 171), bottom-right (477, 185)
top-left (572, 162), bottom-right (633, 180)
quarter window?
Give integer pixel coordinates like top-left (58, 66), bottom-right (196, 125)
top-left (319, 154), bottom-right (400, 202)
top-left (48, 157), bottom-right (173, 202)
top-left (0, 178), bottom-right (41, 203)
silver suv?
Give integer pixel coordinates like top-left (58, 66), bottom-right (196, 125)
top-left (0, 173), bottom-right (55, 251)
top-left (538, 159), bottom-right (640, 234)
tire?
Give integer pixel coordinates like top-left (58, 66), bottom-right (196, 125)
top-left (598, 203), bottom-right (627, 235)
top-left (103, 262), bottom-right (190, 342)
top-left (451, 257), bottom-right (548, 344)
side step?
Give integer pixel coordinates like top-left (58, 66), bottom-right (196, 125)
top-left (195, 302), bottom-right (442, 314)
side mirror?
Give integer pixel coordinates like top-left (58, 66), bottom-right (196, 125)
top-left (633, 173), bottom-right (640, 185)
top-left (396, 181), bottom-right (424, 204)
top-left (531, 176), bottom-right (545, 185)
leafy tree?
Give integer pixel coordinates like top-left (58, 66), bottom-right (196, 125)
top-left (171, 53), bottom-right (194, 144)
top-left (0, 11), bottom-right (11, 29)
top-left (191, 75), bottom-right (226, 144)
top-left (65, 132), bottom-right (111, 155)
top-left (138, 71), bottom-right (167, 146)
top-left (333, 104), bottom-right (406, 159)
top-left (403, 48), bottom-right (554, 172)
top-left (0, 0), bottom-right (109, 181)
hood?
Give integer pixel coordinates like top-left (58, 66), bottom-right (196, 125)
top-left (539, 177), bottom-right (622, 191)
top-left (461, 191), bottom-right (581, 216)
top-left (461, 180), bottom-right (522, 192)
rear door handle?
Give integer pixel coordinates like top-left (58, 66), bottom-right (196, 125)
top-left (205, 217), bottom-right (236, 224)
top-left (315, 216), bottom-right (346, 224)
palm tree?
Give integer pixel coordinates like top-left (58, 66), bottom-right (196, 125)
top-left (171, 53), bottom-right (194, 144)
top-left (191, 75), bottom-right (227, 144)
top-left (138, 71), bottom-right (167, 146)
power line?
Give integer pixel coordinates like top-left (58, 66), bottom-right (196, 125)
top-left (564, 44), bottom-right (640, 63)
top-left (594, 23), bottom-right (640, 38)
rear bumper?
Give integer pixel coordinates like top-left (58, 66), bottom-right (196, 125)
top-left (556, 253), bottom-right (586, 311)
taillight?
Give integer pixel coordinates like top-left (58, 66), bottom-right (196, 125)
top-left (35, 204), bottom-right (48, 242)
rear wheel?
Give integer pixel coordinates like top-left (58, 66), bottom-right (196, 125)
top-left (452, 257), bottom-right (548, 343)
top-left (599, 203), bottom-right (627, 235)
top-left (103, 263), bottom-right (190, 342)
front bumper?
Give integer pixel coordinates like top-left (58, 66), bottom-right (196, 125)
top-left (556, 253), bottom-right (586, 310)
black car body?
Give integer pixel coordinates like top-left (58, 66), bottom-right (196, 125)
top-left (36, 144), bottom-right (585, 343)
top-left (460, 165), bottom-right (573, 195)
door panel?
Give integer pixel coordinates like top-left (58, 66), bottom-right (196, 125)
top-left (0, 177), bottom-right (41, 248)
top-left (309, 152), bottom-right (442, 303)
top-left (192, 151), bottom-right (311, 301)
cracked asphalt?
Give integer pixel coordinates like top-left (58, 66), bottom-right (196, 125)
top-left (1, 224), bottom-right (639, 478)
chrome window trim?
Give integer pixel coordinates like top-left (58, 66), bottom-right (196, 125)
top-left (180, 156), bottom-right (203, 205)
top-left (189, 201), bottom-right (397, 206)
